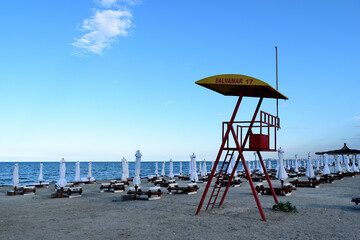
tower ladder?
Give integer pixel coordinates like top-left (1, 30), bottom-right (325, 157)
top-left (206, 149), bottom-right (235, 210)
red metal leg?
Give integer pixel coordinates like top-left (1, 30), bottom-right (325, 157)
top-left (218, 98), bottom-right (263, 209)
top-left (257, 151), bottom-right (278, 204)
top-left (195, 94), bottom-right (244, 216)
top-left (229, 126), bottom-right (267, 222)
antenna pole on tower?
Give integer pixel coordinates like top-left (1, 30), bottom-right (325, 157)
top-left (275, 46), bottom-right (279, 119)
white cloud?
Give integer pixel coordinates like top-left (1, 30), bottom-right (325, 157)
top-left (96, 0), bottom-right (140, 8)
top-left (99, 0), bottom-right (118, 8)
top-left (72, 9), bottom-right (132, 55)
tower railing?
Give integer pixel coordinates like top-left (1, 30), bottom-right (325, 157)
top-left (222, 111), bottom-right (280, 152)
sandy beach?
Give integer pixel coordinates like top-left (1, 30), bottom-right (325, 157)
top-left (1, 175), bottom-right (360, 240)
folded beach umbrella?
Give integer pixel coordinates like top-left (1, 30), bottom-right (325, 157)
top-left (306, 153), bottom-right (315, 179)
top-left (74, 161), bottom-right (80, 183)
top-left (320, 155), bottom-right (324, 167)
top-left (286, 159), bottom-right (291, 171)
top-left (227, 155), bottom-right (235, 175)
top-left (258, 158), bottom-right (264, 175)
top-left (230, 154), bottom-right (238, 177)
top-left (294, 155), bottom-right (299, 173)
top-left (133, 150), bottom-right (142, 188)
top-left (12, 164), bottom-right (19, 187)
top-left (190, 153), bottom-right (199, 182)
top-left (121, 157), bottom-right (128, 181)
top-left (323, 154), bottom-right (330, 175)
top-left (179, 161), bottom-right (183, 176)
top-left (335, 155), bottom-right (343, 173)
top-left (161, 160), bottom-right (165, 177)
top-left (211, 160), bottom-right (214, 172)
top-left (88, 162), bottom-right (94, 181)
top-left (201, 159), bottom-right (207, 177)
top-left (253, 152), bottom-right (258, 170)
top-left (154, 162), bottom-right (159, 177)
top-left (169, 158), bottom-right (174, 179)
top-left (267, 159), bottom-right (272, 170)
top-left (57, 158), bottom-right (67, 188)
top-left (38, 163), bottom-right (43, 183)
top-left (350, 155), bottom-right (359, 172)
top-left (344, 156), bottom-right (351, 172)
top-left (316, 157), bottom-right (320, 171)
top-left (125, 158), bottom-right (129, 179)
top-left (276, 147), bottom-right (288, 186)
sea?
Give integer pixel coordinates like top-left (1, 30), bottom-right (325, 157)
top-left (0, 160), bottom-right (284, 187)
top-left (0, 161), bottom-right (214, 187)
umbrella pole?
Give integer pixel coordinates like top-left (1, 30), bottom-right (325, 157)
top-left (280, 179), bottom-right (284, 189)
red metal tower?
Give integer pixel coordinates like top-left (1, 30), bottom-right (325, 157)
top-left (195, 74), bottom-right (288, 221)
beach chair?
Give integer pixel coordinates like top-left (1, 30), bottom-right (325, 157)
top-left (330, 172), bottom-right (344, 180)
top-left (250, 175), bottom-right (266, 182)
top-left (318, 175), bottom-right (335, 184)
top-left (147, 175), bottom-right (158, 183)
top-left (167, 183), bottom-right (200, 195)
top-left (255, 183), bottom-right (296, 196)
top-left (125, 186), bottom-right (163, 200)
top-left (26, 181), bottom-right (50, 188)
top-left (7, 186), bottom-right (36, 196)
top-left (200, 175), bottom-right (209, 182)
top-left (289, 178), bottom-right (320, 188)
top-left (99, 181), bottom-right (125, 193)
top-left (51, 186), bottom-right (83, 198)
top-left (177, 175), bottom-right (190, 181)
top-left (220, 176), bottom-right (242, 187)
top-left (154, 178), bottom-right (176, 187)
top-left (342, 172), bottom-right (356, 178)
top-left (351, 198), bottom-right (360, 205)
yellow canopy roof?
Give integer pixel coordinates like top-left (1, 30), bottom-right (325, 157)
top-left (196, 74), bottom-right (288, 100)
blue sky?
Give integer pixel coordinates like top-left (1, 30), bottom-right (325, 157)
top-left (0, 0), bottom-right (359, 161)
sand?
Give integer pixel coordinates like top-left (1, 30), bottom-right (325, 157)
top-left (1, 175), bottom-right (360, 240)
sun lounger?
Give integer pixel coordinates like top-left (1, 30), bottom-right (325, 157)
top-left (51, 187), bottom-right (83, 198)
top-left (153, 178), bottom-right (176, 187)
top-left (255, 183), bottom-right (296, 196)
top-left (329, 173), bottom-right (344, 180)
top-left (200, 176), bottom-right (209, 182)
top-left (318, 175), bottom-right (335, 184)
top-left (147, 175), bottom-right (158, 183)
top-left (26, 181), bottom-right (50, 188)
top-left (7, 186), bottom-right (36, 196)
top-left (220, 176), bottom-right (242, 187)
top-left (352, 198), bottom-right (360, 205)
top-left (342, 172), bottom-right (356, 178)
top-left (125, 186), bottom-right (163, 200)
top-left (250, 175), bottom-right (265, 182)
top-left (177, 175), bottom-right (190, 181)
top-left (99, 182), bottom-right (125, 193)
top-left (289, 178), bottom-right (320, 188)
top-left (167, 183), bottom-right (200, 195)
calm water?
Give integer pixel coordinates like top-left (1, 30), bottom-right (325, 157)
top-left (0, 160), bottom-right (282, 187)
top-left (0, 161), bottom-right (209, 187)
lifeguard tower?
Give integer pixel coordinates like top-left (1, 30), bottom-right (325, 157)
top-left (195, 74), bottom-right (288, 221)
